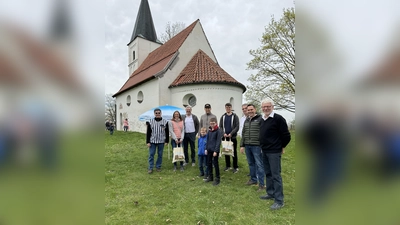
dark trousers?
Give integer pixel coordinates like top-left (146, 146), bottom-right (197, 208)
top-left (183, 132), bottom-right (196, 163)
top-left (207, 151), bottom-right (220, 179)
top-left (262, 152), bottom-right (283, 204)
top-left (224, 137), bottom-right (238, 168)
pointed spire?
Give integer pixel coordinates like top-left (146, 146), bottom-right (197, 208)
top-left (128, 0), bottom-right (159, 45)
top-left (48, 0), bottom-right (72, 41)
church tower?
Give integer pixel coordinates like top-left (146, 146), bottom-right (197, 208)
top-left (47, 0), bottom-right (77, 63)
top-left (127, 0), bottom-right (162, 76)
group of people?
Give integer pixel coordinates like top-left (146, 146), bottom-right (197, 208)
top-left (145, 98), bottom-right (291, 210)
top-left (106, 118), bottom-right (130, 135)
top-left (105, 120), bottom-right (115, 135)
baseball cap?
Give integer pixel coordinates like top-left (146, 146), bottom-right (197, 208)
top-left (204, 104), bottom-right (211, 108)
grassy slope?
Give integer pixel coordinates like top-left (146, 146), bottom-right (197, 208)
top-left (105, 131), bottom-right (295, 225)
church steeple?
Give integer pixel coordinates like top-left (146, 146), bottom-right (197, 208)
top-left (128, 0), bottom-right (159, 45)
top-left (48, 0), bottom-right (72, 41)
top-left (127, 0), bottom-right (162, 76)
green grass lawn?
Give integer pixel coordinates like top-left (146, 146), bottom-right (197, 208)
top-left (105, 131), bottom-right (295, 225)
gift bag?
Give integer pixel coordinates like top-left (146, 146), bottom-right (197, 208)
top-left (172, 144), bottom-right (185, 163)
top-left (221, 138), bottom-right (234, 157)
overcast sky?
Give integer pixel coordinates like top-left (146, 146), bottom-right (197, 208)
top-left (105, 0), bottom-right (295, 95)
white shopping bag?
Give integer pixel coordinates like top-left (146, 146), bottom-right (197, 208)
top-left (221, 138), bottom-right (234, 157)
top-left (172, 144), bottom-right (185, 163)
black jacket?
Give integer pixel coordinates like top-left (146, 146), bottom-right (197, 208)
top-left (206, 127), bottom-right (222, 153)
top-left (259, 113), bottom-right (291, 153)
top-left (219, 113), bottom-right (240, 139)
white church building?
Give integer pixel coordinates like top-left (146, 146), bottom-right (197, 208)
top-left (113, 0), bottom-right (246, 132)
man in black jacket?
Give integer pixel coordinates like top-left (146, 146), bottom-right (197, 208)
top-left (259, 98), bottom-right (291, 210)
top-left (219, 103), bottom-right (240, 173)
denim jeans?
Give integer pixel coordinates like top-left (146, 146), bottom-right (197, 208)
top-left (148, 143), bottom-right (164, 170)
top-left (245, 145), bottom-right (265, 186)
top-left (198, 155), bottom-right (207, 175)
top-left (262, 152), bottom-right (283, 204)
top-left (183, 132), bottom-right (196, 163)
top-left (171, 139), bottom-right (183, 167)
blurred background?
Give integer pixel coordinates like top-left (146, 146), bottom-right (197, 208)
top-left (0, 0), bottom-right (103, 224)
top-left (297, 0), bottom-right (400, 224)
top-left (2, 0), bottom-right (400, 224)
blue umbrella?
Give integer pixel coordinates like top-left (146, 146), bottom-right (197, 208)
top-left (138, 105), bottom-right (186, 121)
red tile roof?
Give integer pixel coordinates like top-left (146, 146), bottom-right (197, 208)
top-left (169, 49), bottom-right (246, 92)
top-left (1, 23), bottom-right (82, 90)
top-left (0, 53), bottom-right (26, 85)
top-left (366, 50), bottom-right (400, 84)
top-left (113, 20), bottom-right (199, 97)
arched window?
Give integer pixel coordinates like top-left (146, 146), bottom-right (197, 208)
top-left (230, 97), bottom-right (234, 110)
top-left (137, 91), bottom-right (143, 103)
top-left (126, 95), bottom-right (131, 106)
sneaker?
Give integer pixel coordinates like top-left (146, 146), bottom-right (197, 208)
top-left (212, 179), bottom-right (220, 186)
top-left (246, 180), bottom-right (257, 185)
top-left (147, 169), bottom-right (153, 174)
top-left (180, 167), bottom-right (184, 172)
top-left (173, 166), bottom-right (177, 171)
top-left (204, 176), bottom-right (213, 182)
top-left (203, 176), bottom-right (208, 181)
top-left (233, 168), bottom-right (239, 173)
top-left (192, 163), bottom-right (195, 167)
top-left (247, 174), bottom-right (250, 176)
top-left (183, 162), bottom-right (188, 166)
top-left (270, 202), bottom-right (284, 210)
top-left (199, 173), bottom-right (204, 177)
top-left (257, 186), bottom-right (266, 192)
top-left (224, 167), bottom-right (232, 171)
top-left (156, 168), bottom-right (161, 172)
top-left (259, 194), bottom-right (274, 200)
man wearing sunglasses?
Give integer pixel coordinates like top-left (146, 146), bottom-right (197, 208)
top-left (146, 108), bottom-right (169, 174)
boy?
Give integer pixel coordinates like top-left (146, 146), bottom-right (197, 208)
top-left (204, 118), bottom-right (223, 185)
top-left (198, 127), bottom-right (208, 177)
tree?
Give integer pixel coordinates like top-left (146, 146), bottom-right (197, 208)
top-left (246, 7), bottom-right (295, 113)
top-left (159, 21), bottom-right (186, 43)
top-left (105, 94), bottom-right (116, 122)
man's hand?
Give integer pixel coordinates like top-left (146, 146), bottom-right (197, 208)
top-left (240, 147), bottom-right (245, 154)
top-left (282, 148), bottom-right (285, 154)
top-left (147, 143), bottom-right (150, 148)
top-left (213, 152), bottom-right (217, 157)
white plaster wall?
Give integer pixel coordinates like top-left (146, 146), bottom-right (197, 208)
top-left (115, 78), bottom-right (159, 132)
top-left (170, 83), bottom-right (244, 120)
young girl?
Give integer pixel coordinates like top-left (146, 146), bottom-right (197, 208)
top-left (168, 111), bottom-right (185, 171)
top-left (123, 118), bottom-right (129, 132)
top-left (198, 127), bottom-right (208, 177)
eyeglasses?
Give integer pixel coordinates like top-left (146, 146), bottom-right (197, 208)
top-left (262, 106), bottom-right (272, 108)
top-left (155, 112), bottom-right (161, 114)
